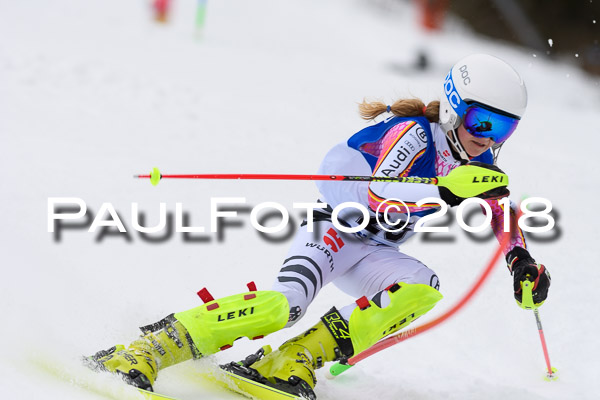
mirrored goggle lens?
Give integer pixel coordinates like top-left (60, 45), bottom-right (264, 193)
top-left (463, 106), bottom-right (520, 143)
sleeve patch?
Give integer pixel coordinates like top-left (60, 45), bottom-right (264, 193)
top-left (374, 123), bottom-right (428, 177)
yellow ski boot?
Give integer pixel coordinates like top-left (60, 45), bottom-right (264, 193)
top-left (87, 315), bottom-right (197, 391)
top-left (222, 307), bottom-right (353, 400)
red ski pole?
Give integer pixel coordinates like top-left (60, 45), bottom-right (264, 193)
top-left (135, 167), bottom-right (438, 184)
top-left (534, 309), bottom-right (557, 380)
top-left (135, 166), bottom-right (509, 200)
top-left (521, 280), bottom-right (557, 381)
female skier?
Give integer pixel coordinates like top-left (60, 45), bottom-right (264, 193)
top-left (89, 54), bottom-right (551, 399)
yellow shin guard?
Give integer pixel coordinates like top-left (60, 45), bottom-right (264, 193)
top-left (349, 282), bottom-right (443, 354)
top-left (175, 290), bottom-right (289, 355)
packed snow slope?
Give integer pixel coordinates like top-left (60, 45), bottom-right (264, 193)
top-left (1, 0), bottom-right (599, 399)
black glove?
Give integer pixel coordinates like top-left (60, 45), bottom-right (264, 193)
top-left (438, 162), bottom-right (510, 206)
top-left (438, 186), bottom-right (464, 207)
top-left (507, 247), bottom-right (551, 307)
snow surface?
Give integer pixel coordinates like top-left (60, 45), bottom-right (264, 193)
top-left (1, 0), bottom-right (600, 399)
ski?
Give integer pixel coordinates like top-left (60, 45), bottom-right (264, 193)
top-left (138, 387), bottom-right (179, 400)
top-left (137, 366), bottom-right (304, 400)
top-left (208, 368), bottom-right (301, 400)
top-left (32, 355), bottom-right (174, 400)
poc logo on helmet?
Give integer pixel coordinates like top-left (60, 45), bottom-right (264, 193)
top-left (444, 71), bottom-right (461, 110)
top-left (459, 64), bottom-right (471, 85)
top-left (444, 65), bottom-right (470, 110)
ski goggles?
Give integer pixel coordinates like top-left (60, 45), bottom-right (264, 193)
top-left (462, 103), bottom-right (520, 143)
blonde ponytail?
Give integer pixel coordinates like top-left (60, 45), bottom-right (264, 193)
top-left (359, 98), bottom-right (440, 123)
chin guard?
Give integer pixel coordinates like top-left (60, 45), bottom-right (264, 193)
top-left (446, 128), bottom-right (471, 162)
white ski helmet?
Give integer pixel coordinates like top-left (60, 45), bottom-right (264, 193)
top-left (439, 54), bottom-right (527, 160)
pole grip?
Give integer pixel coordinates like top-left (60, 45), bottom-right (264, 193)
top-left (520, 278), bottom-right (539, 310)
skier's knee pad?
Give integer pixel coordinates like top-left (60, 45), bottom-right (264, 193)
top-left (174, 290), bottom-right (289, 356)
top-left (348, 283), bottom-right (443, 354)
